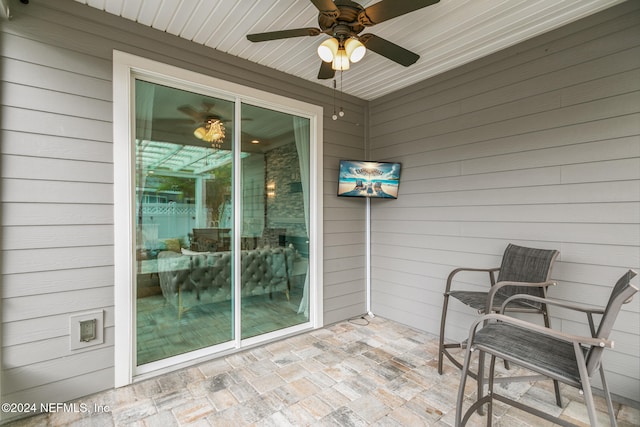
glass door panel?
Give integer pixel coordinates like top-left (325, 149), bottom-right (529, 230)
top-left (134, 80), bottom-right (235, 365)
top-left (239, 103), bottom-right (310, 339)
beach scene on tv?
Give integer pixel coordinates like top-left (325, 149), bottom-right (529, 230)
top-left (338, 160), bottom-right (401, 199)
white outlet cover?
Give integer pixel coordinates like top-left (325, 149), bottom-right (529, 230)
top-left (69, 310), bottom-right (104, 350)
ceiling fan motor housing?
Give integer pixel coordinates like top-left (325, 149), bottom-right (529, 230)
top-left (318, 0), bottom-right (365, 38)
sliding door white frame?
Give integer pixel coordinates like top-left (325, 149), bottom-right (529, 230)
top-left (113, 51), bottom-right (323, 387)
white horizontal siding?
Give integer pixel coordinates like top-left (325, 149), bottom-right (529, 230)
top-left (368, 2), bottom-right (640, 403)
top-left (2, 179), bottom-right (113, 204)
top-left (2, 155), bottom-right (113, 183)
top-left (2, 346), bottom-right (114, 395)
top-left (3, 203), bottom-right (113, 226)
top-left (3, 266), bottom-right (115, 298)
top-left (3, 105), bottom-right (112, 141)
top-left (3, 225), bottom-right (114, 250)
top-left (3, 307), bottom-right (115, 348)
top-left (0, 0), bottom-right (119, 413)
top-left (3, 326), bottom-right (115, 369)
top-left (2, 130), bottom-right (113, 162)
top-left (3, 368), bottom-right (115, 411)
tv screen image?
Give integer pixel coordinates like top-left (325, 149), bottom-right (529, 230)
top-left (337, 160), bottom-right (401, 199)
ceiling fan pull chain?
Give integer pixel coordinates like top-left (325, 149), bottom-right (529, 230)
top-left (332, 79), bottom-right (338, 121)
top-left (339, 71), bottom-right (345, 118)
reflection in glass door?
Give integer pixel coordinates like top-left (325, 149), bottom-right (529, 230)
top-left (133, 79), bottom-right (310, 367)
top-left (134, 80), bottom-right (235, 365)
top-left (240, 104), bottom-right (310, 339)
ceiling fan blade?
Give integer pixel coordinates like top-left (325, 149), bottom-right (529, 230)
top-left (153, 119), bottom-right (195, 126)
top-left (309, 0), bottom-right (339, 18)
top-left (178, 105), bottom-right (204, 122)
top-left (247, 28), bottom-right (321, 42)
top-left (221, 117), bottom-right (252, 123)
top-left (317, 61), bottom-right (335, 80)
top-left (359, 34), bottom-right (419, 66)
top-left (359, 0), bottom-right (440, 26)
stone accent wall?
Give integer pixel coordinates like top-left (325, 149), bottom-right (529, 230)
top-left (265, 142), bottom-right (307, 237)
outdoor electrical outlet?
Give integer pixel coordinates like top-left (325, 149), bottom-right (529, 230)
top-left (70, 310), bottom-right (104, 350)
top-left (80, 319), bottom-right (97, 342)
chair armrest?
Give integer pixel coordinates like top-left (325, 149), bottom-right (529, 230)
top-left (486, 280), bottom-right (556, 312)
top-left (501, 294), bottom-right (605, 315)
top-left (470, 313), bottom-right (613, 349)
top-left (445, 267), bottom-right (500, 294)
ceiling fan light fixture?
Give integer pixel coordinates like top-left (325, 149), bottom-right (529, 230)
top-left (317, 38), bottom-right (339, 62)
top-left (344, 38), bottom-right (366, 63)
top-left (205, 119), bottom-right (225, 142)
top-left (332, 48), bottom-right (350, 71)
top-left (193, 126), bottom-right (207, 140)
top-left (194, 118), bottom-right (226, 149)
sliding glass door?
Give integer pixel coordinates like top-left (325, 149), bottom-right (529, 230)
top-left (132, 78), bottom-right (312, 368)
top-left (134, 80), bottom-right (236, 365)
top-left (239, 104), bottom-right (310, 339)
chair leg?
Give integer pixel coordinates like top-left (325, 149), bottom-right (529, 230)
top-left (457, 347), bottom-right (494, 426)
top-left (574, 342), bottom-right (599, 427)
top-left (455, 343), bottom-right (473, 427)
top-left (599, 364), bottom-right (618, 427)
top-left (581, 378), bottom-right (598, 426)
top-left (486, 355), bottom-right (498, 427)
top-left (477, 350), bottom-right (486, 416)
top-left (438, 293), bottom-right (450, 375)
top-left (542, 308), bottom-right (563, 408)
top-left (552, 380), bottom-right (562, 409)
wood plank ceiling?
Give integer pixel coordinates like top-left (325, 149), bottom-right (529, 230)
top-left (73, 0), bottom-right (625, 100)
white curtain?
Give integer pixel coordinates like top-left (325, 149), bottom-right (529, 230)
top-left (293, 116), bottom-right (311, 316)
top-left (135, 81), bottom-right (156, 251)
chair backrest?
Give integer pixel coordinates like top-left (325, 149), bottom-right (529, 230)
top-left (586, 270), bottom-right (638, 374)
top-left (496, 244), bottom-right (560, 301)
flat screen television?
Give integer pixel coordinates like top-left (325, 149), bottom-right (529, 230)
top-left (337, 160), bottom-right (401, 199)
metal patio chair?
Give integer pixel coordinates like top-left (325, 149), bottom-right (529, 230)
top-left (455, 270), bottom-right (638, 427)
top-left (439, 244), bottom-right (561, 405)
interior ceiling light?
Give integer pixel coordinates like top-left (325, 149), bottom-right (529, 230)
top-left (317, 37), bottom-right (365, 71)
top-left (194, 118), bottom-right (225, 149)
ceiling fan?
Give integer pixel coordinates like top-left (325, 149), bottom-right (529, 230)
top-left (246, 0), bottom-right (440, 79)
top-left (178, 102), bottom-right (229, 148)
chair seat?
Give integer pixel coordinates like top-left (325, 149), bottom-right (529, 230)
top-left (472, 322), bottom-right (585, 387)
top-left (448, 291), bottom-right (539, 313)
